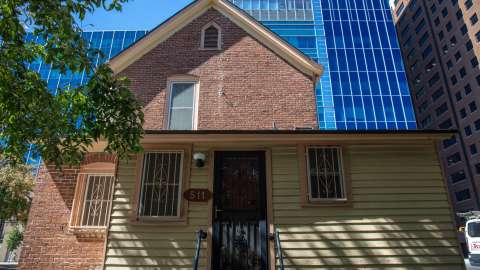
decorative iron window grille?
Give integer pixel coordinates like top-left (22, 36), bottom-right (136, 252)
top-left (138, 151), bottom-right (184, 217)
top-left (306, 147), bottom-right (345, 200)
top-left (70, 174), bottom-right (115, 228)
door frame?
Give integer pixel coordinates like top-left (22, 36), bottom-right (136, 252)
top-left (206, 147), bottom-right (274, 270)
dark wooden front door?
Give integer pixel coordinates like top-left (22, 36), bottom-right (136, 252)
top-left (213, 151), bottom-right (268, 270)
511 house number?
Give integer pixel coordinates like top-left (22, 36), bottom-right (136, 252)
top-left (183, 189), bottom-right (212, 202)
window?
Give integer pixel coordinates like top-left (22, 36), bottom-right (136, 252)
top-left (460, 108), bottom-right (467, 118)
top-left (434, 17), bottom-right (441, 26)
top-left (441, 7), bottom-right (448, 17)
top-left (466, 40), bottom-right (473, 51)
top-left (465, 0), bottom-right (473, 10)
top-left (201, 23), bottom-right (221, 50)
top-left (466, 125), bottom-right (473, 136)
top-left (429, 72), bottom-right (440, 86)
top-left (432, 87), bottom-right (444, 101)
top-left (421, 115), bottom-right (433, 127)
top-left (306, 147), bottom-right (346, 201)
top-left (472, 57), bottom-right (479, 68)
top-left (419, 32), bottom-right (429, 46)
top-left (477, 75), bottom-right (480, 86)
top-left (456, 189), bottom-right (471, 202)
top-left (450, 36), bottom-right (457, 46)
top-left (451, 75), bottom-right (458, 85)
top-left (413, 7), bottom-right (423, 20)
top-left (475, 119), bottom-right (480, 130)
top-left (442, 44), bottom-right (449, 54)
top-left (436, 103), bottom-right (448, 116)
top-left (471, 144), bottom-right (478, 155)
top-left (397, 3), bottom-right (405, 16)
top-left (465, 84), bottom-right (472, 95)
top-left (460, 67), bottom-right (467, 78)
top-left (455, 91), bottom-right (462, 101)
top-left (469, 101), bottom-right (477, 112)
top-left (415, 87), bottom-right (426, 99)
top-left (419, 100), bottom-right (430, 113)
top-left (461, 24), bottom-right (468, 35)
top-left (70, 174), bottom-right (115, 228)
top-left (447, 60), bottom-right (453, 70)
top-left (477, 31), bottom-right (480, 42)
top-left (455, 51), bottom-right (462, 61)
top-left (457, 10), bottom-right (463, 20)
top-left (422, 45), bottom-right (433, 59)
top-left (167, 81), bottom-right (198, 130)
top-left (447, 152), bottom-right (462, 166)
top-left (439, 119), bottom-right (452, 129)
top-left (471, 14), bottom-right (479, 25)
top-left (476, 163), bottom-right (480, 174)
top-left (446, 22), bottom-right (452, 32)
top-left (431, 4), bottom-right (437, 13)
top-left (450, 170), bottom-right (466, 183)
top-left (443, 136), bottom-right (457, 148)
top-left (138, 151), bottom-right (185, 218)
top-left (439, 30), bottom-right (445, 40)
top-left (415, 19), bottom-right (426, 34)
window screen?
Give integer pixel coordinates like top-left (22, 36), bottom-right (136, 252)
top-left (307, 147), bottom-right (345, 200)
top-left (168, 83), bottom-right (195, 130)
top-left (139, 152), bottom-right (183, 217)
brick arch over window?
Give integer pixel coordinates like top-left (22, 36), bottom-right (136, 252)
top-left (201, 22), bottom-right (221, 50)
top-left (81, 153), bottom-right (117, 166)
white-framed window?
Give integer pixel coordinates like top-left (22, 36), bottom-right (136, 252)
top-left (306, 146), bottom-right (346, 201)
top-left (167, 81), bottom-right (198, 130)
top-left (138, 151), bottom-right (184, 218)
top-left (201, 22), bottom-right (221, 50)
top-left (70, 174), bottom-right (115, 228)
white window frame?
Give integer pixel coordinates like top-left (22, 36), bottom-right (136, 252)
top-left (166, 79), bottom-right (199, 130)
top-left (200, 22), bottom-right (222, 50)
top-left (69, 173), bottom-right (115, 229)
top-left (137, 151), bottom-right (185, 219)
top-left (306, 146), bottom-right (347, 202)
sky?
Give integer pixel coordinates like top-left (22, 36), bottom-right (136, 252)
top-left (80, 0), bottom-right (194, 31)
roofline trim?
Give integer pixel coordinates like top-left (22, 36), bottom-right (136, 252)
top-left (108, 0), bottom-right (323, 79)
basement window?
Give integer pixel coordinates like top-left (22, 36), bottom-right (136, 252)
top-left (201, 22), bottom-right (221, 50)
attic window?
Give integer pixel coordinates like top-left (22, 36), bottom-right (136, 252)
top-left (201, 23), bottom-right (221, 50)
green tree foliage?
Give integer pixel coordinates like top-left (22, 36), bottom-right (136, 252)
top-left (0, 159), bottom-right (33, 223)
top-left (0, 0), bottom-right (144, 167)
top-left (0, 157), bottom-right (33, 251)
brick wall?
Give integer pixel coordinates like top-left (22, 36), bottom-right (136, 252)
top-left (18, 153), bottom-right (116, 270)
top-left (120, 8), bottom-right (318, 131)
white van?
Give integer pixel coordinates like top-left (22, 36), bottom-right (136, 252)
top-left (462, 213), bottom-right (480, 265)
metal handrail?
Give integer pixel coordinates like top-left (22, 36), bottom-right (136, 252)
top-left (274, 228), bottom-right (285, 270)
top-left (193, 229), bottom-right (207, 270)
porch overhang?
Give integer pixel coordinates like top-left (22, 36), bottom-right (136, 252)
top-left (88, 130), bottom-right (456, 152)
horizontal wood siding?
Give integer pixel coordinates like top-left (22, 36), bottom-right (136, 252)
top-left (272, 145), bottom-right (464, 270)
top-left (104, 149), bottom-right (209, 270)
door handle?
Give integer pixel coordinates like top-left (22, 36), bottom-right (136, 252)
top-left (214, 207), bottom-right (224, 219)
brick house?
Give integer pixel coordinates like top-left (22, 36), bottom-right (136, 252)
top-left (19, 0), bottom-right (464, 269)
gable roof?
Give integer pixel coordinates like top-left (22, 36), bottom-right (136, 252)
top-left (108, 0), bottom-right (323, 81)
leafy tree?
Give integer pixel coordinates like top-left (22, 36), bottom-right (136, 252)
top-left (0, 157), bottom-right (33, 251)
top-left (0, 0), bottom-right (144, 167)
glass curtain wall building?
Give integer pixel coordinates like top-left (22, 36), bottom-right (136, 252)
top-left (25, 0), bottom-right (417, 168)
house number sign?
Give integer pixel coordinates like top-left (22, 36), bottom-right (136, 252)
top-left (183, 189), bottom-right (212, 202)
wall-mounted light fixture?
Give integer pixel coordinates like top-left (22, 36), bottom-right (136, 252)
top-left (193, 152), bottom-right (206, 168)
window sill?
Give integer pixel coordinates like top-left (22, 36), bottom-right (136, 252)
top-left (301, 200), bottom-right (351, 207)
top-left (130, 216), bottom-right (188, 226)
top-left (69, 227), bottom-right (107, 240)
top-left (199, 47), bottom-right (221, 51)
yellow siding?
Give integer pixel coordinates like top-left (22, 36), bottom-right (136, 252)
top-left (104, 149), bottom-right (210, 270)
top-left (272, 145), bottom-right (464, 270)
top-left (104, 143), bottom-right (464, 270)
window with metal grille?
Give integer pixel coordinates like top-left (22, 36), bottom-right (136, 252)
top-left (138, 152), bottom-right (183, 217)
top-left (70, 174), bottom-right (115, 228)
top-left (307, 147), bottom-right (345, 200)
top-left (202, 24), bottom-right (220, 49)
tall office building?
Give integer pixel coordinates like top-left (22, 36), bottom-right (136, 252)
top-left (391, 0), bottom-right (480, 220)
top-left (23, 0), bottom-right (417, 171)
